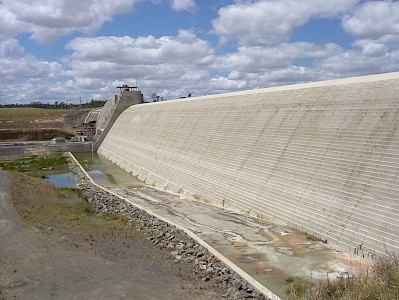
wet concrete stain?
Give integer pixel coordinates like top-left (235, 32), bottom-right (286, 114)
top-left (110, 186), bottom-right (363, 299)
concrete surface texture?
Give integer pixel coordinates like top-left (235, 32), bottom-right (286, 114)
top-left (98, 72), bottom-right (399, 258)
top-left (111, 185), bottom-right (362, 299)
top-left (95, 95), bottom-right (117, 135)
top-left (84, 108), bottom-right (101, 124)
top-left (93, 90), bottom-right (143, 150)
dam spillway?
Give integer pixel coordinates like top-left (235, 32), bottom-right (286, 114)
top-left (98, 72), bottom-right (399, 258)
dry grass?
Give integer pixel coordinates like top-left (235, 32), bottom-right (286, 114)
top-left (8, 171), bottom-right (129, 231)
top-left (0, 107), bottom-right (91, 133)
top-left (286, 254), bottom-right (399, 300)
top-left (7, 171), bottom-right (154, 262)
top-left (2, 158), bottom-right (224, 300)
top-left (0, 108), bottom-right (73, 122)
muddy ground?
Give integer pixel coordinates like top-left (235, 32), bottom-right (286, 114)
top-left (0, 170), bottom-right (224, 299)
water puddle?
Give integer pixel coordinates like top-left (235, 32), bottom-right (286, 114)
top-left (72, 152), bottom-right (144, 187)
top-left (44, 172), bottom-right (77, 188)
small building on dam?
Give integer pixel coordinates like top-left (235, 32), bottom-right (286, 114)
top-left (95, 72), bottom-right (399, 259)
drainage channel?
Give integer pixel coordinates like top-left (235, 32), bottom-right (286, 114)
top-left (70, 151), bottom-right (365, 299)
top-left (70, 151), bottom-right (280, 299)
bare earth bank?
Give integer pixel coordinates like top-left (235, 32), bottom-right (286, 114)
top-left (0, 170), bottom-right (223, 300)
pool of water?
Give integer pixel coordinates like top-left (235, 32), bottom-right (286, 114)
top-left (45, 172), bottom-right (78, 188)
top-left (72, 152), bottom-right (144, 187)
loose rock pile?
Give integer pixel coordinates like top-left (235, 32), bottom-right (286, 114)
top-left (67, 153), bottom-right (268, 300)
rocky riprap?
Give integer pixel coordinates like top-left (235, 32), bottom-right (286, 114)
top-left (66, 153), bottom-right (268, 300)
top-left (63, 110), bottom-right (90, 129)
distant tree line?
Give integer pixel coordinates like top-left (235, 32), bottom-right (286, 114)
top-left (0, 99), bottom-right (106, 109)
top-left (151, 93), bottom-right (164, 102)
top-left (149, 93), bottom-right (192, 102)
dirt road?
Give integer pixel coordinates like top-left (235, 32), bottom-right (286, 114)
top-left (0, 170), bottom-right (222, 299)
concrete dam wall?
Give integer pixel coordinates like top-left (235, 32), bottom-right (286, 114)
top-left (93, 90), bottom-right (143, 150)
top-left (98, 73), bottom-right (399, 258)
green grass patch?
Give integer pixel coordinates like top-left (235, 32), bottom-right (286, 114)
top-left (57, 187), bottom-right (78, 196)
top-left (285, 276), bottom-right (295, 284)
top-left (101, 214), bottom-right (127, 223)
top-left (0, 154), bottom-right (69, 176)
top-left (51, 189), bottom-right (128, 227)
top-left (285, 277), bottom-right (314, 298)
top-left (83, 207), bottom-right (92, 215)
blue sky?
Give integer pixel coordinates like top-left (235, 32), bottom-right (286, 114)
top-left (0, 0), bottom-right (398, 104)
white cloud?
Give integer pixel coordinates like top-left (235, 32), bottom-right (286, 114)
top-left (337, 1), bottom-right (399, 76)
top-left (63, 30), bottom-right (214, 99)
top-left (315, 48), bottom-right (397, 76)
top-left (379, 34), bottom-right (399, 46)
top-left (0, 75), bottom-right (122, 104)
top-left (0, 5), bottom-right (23, 39)
top-left (0, 0), bottom-right (140, 43)
top-left (213, 42), bottom-right (338, 79)
top-left (0, 38), bottom-right (62, 80)
top-left (66, 30), bottom-right (214, 77)
top-left (353, 39), bottom-right (388, 57)
top-left (212, 0), bottom-right (359, 45)
top-left (0, 79), bottom-right (64, 104)
top-left (247, 66), bottom-right (320, 86)
top-left (1, 0), bottom-right (398, 104)
top-left (342, 1), bottom-right (399, 39)
top-left (210, 36), bottom-right (399, 90)
top-left (326, 1), bottom-right (399, 80)
top-left (0, 38), bottom-right (64, 103)
top-left (0, 38), bottom-right (24, 57)
top-left (0, 56), bottom-right (61, 79)
top-left (206, 65), bottom-right (322, 94)
top-left (209, 76), bottom-right (247, 91)
top-left (170, 0), bottom-right (196, 12)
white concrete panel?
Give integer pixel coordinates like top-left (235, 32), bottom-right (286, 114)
top-left (96, 95), bottom-right (116, 134)
top-left (98, 73), bottom-right (399, 257)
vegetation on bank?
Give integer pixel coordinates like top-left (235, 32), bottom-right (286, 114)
top-left (0, 107), bottom-right (87, 122)
top-left (0, 99), bottom-right (106, 109)
top-left (0, 154), bottom-right (68, 177)
top-left (4, 154), bottom-right (130, 234)
top-left (286, 254), bottom-right (399, 300)
top-left (7, 168), bottom-right (153, 280)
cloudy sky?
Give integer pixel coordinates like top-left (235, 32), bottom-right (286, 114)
top-left (0, 0), bottom-right (398, 104)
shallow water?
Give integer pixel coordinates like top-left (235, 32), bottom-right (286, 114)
top-left (72, 152), bottom-right (143, 187)
top-left (45, 172), bottom-right (78, 188)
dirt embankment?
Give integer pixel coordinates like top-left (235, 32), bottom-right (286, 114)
top-left (0, 129), bottom-right (74, 142)
top-left (0, 171), bottom-right (223, 299)
top-left (0, 108), bottom-right (90, 141)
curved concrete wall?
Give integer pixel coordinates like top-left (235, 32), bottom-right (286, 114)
top-left (93, 90), bottom-right (143, 150)
top-left (98, 73), bottom-right (399, 258)
top-left (96, 95), bottom-right (117, 134)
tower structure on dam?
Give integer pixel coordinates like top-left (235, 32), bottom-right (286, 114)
top-left (93, 86), bottom-right (143, 150)
top-left (97, 72), bottom-right (399, 259)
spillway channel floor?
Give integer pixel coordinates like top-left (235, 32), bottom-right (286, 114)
top-left (110, 186), bottom-right (367, 299)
